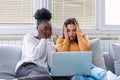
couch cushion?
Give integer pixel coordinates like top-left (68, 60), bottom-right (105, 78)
top-left (90, 38), bottom-right (107, 70)
top-left (112, 43), bottom-right (120, 76)
top-left (0, 44), bottom-right (22, 79)
top-left (112, 43), bottom-right (120, 61)
top-left (114, 60), bottom-right (120, 76)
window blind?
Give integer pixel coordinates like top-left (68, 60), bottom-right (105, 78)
top-left (0, 0), bottom-right (34, 25)
top-left (52, 0), bottom-right (96, 28)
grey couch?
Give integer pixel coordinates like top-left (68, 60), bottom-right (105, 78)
top-left (0, 44), bottom-right (21, 79)
top-left (0, 44), bottom-right (114, 79)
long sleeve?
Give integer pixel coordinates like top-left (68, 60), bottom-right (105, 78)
top-left (56, 37), bottom-right (70, 52)
top-left (15, 34), bottom-right (49, 72)
top-left (46, 40), bottom-right (56, 68)
top-left (22, 34), bottom-right (47, 61)
top-left (76, 31), bottom-right (90, 51)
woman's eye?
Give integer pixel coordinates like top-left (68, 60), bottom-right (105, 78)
top-left (73, 29), bottom-right (76, 32)
top-left (67, 29), bottom-right (70, 32)
top-left (43, 26), bottom-right (51, 30)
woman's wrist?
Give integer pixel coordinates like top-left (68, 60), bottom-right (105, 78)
top-left (65, 35), bottom-right (68, 39)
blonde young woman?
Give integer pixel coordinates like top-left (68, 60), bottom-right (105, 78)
top-left (56, 18), bottom-right (110, 80)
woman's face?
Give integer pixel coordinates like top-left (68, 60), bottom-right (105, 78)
top-left (67, 24), bottom-right (77, 41)
top-left (37, 21), bottom-right (52, 38)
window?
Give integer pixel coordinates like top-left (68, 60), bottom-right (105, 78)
top-left (0, 0), bottom-right (34, 27)
top-left (101, 0), bottom-right (120, 30)
top-left (105, 0), bottom-right (120, 25)
top-left (51, 0), bottom-right (96, 29)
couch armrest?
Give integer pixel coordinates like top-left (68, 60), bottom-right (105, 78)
top-left (103, 52), bottom-right (114, 72)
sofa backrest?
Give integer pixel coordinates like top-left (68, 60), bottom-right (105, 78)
top-left (0, 44), bottom-right (22, 79)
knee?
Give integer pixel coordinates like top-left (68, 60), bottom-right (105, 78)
top-left (90, 67), bottom-right (107, 79)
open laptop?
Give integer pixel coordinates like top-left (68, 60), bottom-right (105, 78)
top-left (50, 51), bottom-right (92, 76)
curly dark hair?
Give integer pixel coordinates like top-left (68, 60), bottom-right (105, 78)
top-left (34, 8), bottom-right (52, 21)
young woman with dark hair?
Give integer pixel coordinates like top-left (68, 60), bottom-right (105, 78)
top-left (15, 8), bottom-right (55, 80)
top-left (56, 18), bottom-right (117, 80)
top-left (57, 18), bottom-right (89, 52)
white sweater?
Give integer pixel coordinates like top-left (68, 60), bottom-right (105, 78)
top-left (15, 34), bottom-right (55, 72)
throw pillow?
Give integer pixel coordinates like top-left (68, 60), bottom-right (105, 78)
top-left (90, 38), bottom-right (107, 70)
top-left (112, 43), bottom-right (120, 75)
top-left (112, 43), bottom-right (120, 61)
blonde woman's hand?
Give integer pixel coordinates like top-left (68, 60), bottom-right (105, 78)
top-left (64, 25), bottom-right (68, 39)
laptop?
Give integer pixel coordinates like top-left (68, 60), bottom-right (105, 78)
top-left (50, 51), bottom-right (92, 76)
